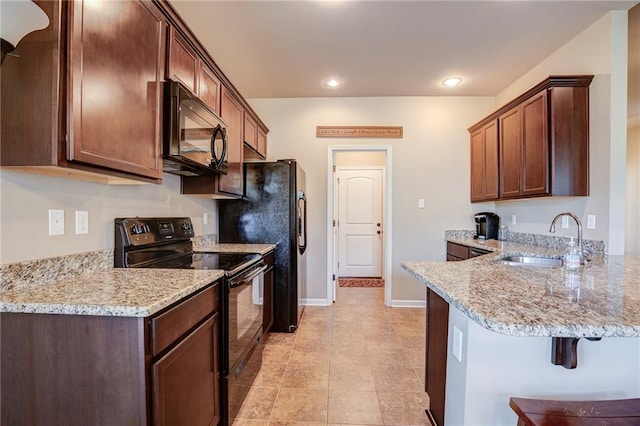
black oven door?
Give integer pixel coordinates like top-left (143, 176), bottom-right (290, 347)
top-left (227, 261), bottom-right (266, 374)
top-left (224, 261), bottom-right (267, 422)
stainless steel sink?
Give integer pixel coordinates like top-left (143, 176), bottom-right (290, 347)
top-left (497, 255), bottom-right (563, 267)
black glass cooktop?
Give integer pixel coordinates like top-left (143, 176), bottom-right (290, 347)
top-left (143, 252), bottom-right (260, 273)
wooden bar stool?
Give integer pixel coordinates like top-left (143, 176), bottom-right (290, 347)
top-left (509, 397), bottom-right (640, 425)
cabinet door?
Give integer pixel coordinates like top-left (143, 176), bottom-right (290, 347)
top-left (483, 121), bottom-right (499, 199)
top-left (521, 90), bottom-right (549, 196)
top-left (168, 29), bottom-right (198, 94)
top-left (499, 106), bottom-right (522, 197)
top-left (199, 63), bottom-right (221, 116)
top-left (470, 128), bottom-right (485, 202)
top-left (244, 114), bottom-right (258, 150)
top-left (153, 313), bottom-right (220, 426)
top-left (425, 288), bottom-right (449, 426)
top-left (470, 121), bottom-right (498, 202)
top-left (68, 0), bottom-right (164, 180)
top-left (257, 127), bottom-right (267, 158)
top-left (219, 87), bottom-right (244, 197)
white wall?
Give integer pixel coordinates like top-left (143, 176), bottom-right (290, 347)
top-left (494, 12), bottom-right (630, 254)
top-left (0, 171), bottom-right (218, 264)
top-left (249, 96), bottom-right (494, 302)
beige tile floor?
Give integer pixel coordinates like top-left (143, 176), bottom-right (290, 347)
top-left (231, 286), bottom-right (430, 425)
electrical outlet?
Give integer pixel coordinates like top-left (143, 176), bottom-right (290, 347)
top-left (452, 326), bottom-right (463, 362)
top-left (203, 212), bottom-right (209, 225)
top-left (48, 209), bottom-right (64, 236)
top-left (418, 199), bottom-right (425, 209)
top-left (587, 214), bottom-right (596, 229)
top-left (511, 215), bottom-right (517, 225)
top-left (75, 210), bottom-right (89, 235)
top-left (561, 216), bottom-right (569, 229)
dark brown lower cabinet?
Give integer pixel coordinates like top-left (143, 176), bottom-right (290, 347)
top-left (262, 251), bottom-right (275, 334)
top-left (425, 288), bottom-right (450, 426)
top-left (153, 313), bottom-right (220, 426)
top-left (0, 282), bottom-right (221, 426)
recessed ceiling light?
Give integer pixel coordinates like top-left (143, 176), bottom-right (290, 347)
top-left (323, 78), bottom-right (343, 89)
top-left (442, 77), bottom-right (463, 87)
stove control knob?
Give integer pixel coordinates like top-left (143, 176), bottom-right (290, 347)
top-left (130, 224), bottom-right (148, 235)
top-left (180, 221), bottom-right (192, 231)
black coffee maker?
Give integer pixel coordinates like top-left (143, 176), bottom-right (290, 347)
top-left (474, 212), bottom-right (500, 240)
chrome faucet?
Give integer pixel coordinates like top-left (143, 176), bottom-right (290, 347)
top-left (549, 212), bottom-right (587, 265)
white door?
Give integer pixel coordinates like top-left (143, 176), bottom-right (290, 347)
top-left (337, 168), bottom-right (383, 277)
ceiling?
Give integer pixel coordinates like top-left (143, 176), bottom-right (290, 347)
top-left (169, 0), bottom-right (638, 98)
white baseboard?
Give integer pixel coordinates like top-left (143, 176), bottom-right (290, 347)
top-left (302, 298), bottom-right (332, 306)
top-left (301, 298), bottom-right (425, 308)
top-left (391, 299), bottom-right (427, 308)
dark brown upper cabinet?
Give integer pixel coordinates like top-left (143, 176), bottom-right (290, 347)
top-left (470, 120), bottom-right (499, 202)
top-left (257, 126), bottom-right (268, 158)
top-left (167, 27), bottom-right (221, 116)
top-left (244, 113), bottom-right (258, 151)
top-left (1, 0), bottom-right (166, 184)
top-left (68, 0), bottom-right (166, 181)
top-left (218, 87), bottom-right (245, 197)
top-left (243, 111), bottom-right (267, 161)
top-left (469, 75), bottom-right (592, 202)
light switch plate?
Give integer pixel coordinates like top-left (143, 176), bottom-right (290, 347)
top-left (561, 216), bottom-right (569, 229)
top-left (587, 214), bottom-right (596, 229)
top-left (75, 210), bottom-right (89, 235)
top-left (511, 215), bottom-right (517, 225)
top-left (203, 212), bottom-right (209, 225)
top-left (418, 199), bottom-right (425, 209)
top-left (49, 209), bottom-right (64, 236)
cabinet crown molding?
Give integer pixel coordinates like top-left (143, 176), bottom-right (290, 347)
top-left (468, 75), bottom-right (594, 132)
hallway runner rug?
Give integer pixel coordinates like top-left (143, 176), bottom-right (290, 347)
top-left (338, 278), bottom-right (385, 287)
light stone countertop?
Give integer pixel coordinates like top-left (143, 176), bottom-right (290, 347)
top-left (193, 242), bottom-right (276, 255)
top-left (0, 268), bottom-right (225, 317)
top-left (402, 237), bottom-right (640, 338)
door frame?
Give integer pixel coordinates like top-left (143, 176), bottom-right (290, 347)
top-left (326, 145), bottom-right (393, 307)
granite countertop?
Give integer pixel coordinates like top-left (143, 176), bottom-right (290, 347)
top-left (402, 237), bottom-right (640, 338)
top-left (0, 268), bottom-right (225, 317)
top-left (193, 242), bottom-right (276, 255)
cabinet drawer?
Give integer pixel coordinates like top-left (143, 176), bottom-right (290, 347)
top-left (446, 242), bottom-right (469, 260)
top-left (469, 247), bottom-right (491, 258)
top-left (151, 284), bottom-right (219, 356)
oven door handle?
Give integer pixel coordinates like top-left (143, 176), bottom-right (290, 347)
top-left (228, 262), bottom-right (267, 287)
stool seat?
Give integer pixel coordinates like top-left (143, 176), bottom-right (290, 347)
top-left (509, 397), bottom-right (640, 425)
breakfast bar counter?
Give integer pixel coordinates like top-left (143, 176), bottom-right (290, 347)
top-left (402, 238), bottom-right (640, 426)
top-left (402, 251), bottom-right (640, 338)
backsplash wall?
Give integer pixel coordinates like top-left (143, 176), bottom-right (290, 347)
top-left (0, 170), bottom-right (218, 264)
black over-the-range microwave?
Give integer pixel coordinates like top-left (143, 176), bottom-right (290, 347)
top-left (163, 80), bottom-right (228, 176)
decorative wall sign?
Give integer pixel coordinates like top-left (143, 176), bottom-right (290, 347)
top-left (316, 126), bottom-right (403, 138)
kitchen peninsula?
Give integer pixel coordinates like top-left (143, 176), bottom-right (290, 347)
top-left (402, 236), bottom-right (640, 426)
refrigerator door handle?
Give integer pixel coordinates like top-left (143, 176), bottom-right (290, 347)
top-left (297, 190), bottom-right (307, 255)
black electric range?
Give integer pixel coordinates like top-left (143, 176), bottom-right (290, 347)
top-left (114, 217), bottom-right (265, 426)
top-left (114, 217), bottom-right (260, 273)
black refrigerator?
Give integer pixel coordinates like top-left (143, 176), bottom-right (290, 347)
top-left (219, 160), bottom-right (307, 332)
